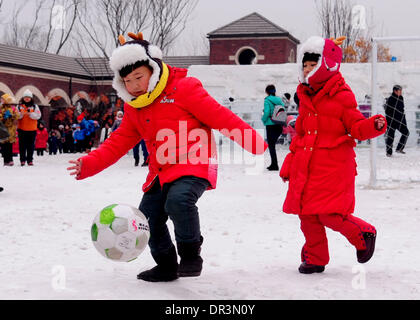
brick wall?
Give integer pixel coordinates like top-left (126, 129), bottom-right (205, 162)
top-left (209, 38), bottom-right (297, 65)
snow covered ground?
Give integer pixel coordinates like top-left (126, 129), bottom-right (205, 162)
top-left (1, 144), bottom-right (420, 300)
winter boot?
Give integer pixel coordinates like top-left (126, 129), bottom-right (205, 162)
top-left (177, 236), bottom-right (204, 277)
top-left (298, 261), bottom-right (325, 274)
top-left (357, 232), bottom-right (376, 263)
top-left (137, 246), bottom-right (179, 282)
top-left (0, 187), bottom-right (3, 192)
top-left (267, 164), bottom-right (279, 171)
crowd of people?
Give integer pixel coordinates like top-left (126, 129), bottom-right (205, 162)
top-left (0, 89), bottom-right (149, 171)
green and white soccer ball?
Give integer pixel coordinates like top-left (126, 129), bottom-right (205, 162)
top-left (91, 204), bottom-right (150, 262)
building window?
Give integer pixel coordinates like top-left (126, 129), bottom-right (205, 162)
top-left (288, 49), bottom-right (295, 63)
top-left (235, 46), bottom-right (258, 65)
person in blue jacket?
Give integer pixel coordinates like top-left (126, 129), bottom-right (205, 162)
top-left (261, 84), bottom-right (285, 171)
top-left (75, 114), bottom-right (99, 153)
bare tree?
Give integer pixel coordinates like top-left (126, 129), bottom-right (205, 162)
top-left (76, 0), bottom-right (151, 59)
top-left (3, 0), bottom-right (80, 54)
top-left (148, 0), bottom-right (198, 54)
top-left (44, 0), bottom-right (81, 54)
top-left (315, 0), bottom-right (363, 60)
top-left (5, 0), bottom-right (46, 51)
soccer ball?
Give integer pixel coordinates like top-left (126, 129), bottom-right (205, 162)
top-left (90, 204), bottom-right (150, 262)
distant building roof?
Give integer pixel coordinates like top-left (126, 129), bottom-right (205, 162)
top-left (207, 12), bottom-right (300, 44)
top-left (164, 56), bottom-right (209, 68)
top-left (0, 43), bottom-right (209, 79)
top-left (0, 43), bottom-right (94, 79)
top-left (75, 57), bottom-right (113, 80)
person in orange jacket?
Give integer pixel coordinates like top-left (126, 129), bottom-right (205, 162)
top-left (280, 36), bottom-right (387, 274)
top-left (17, 89), bottom-right (41, 166)
top-left (68, 32), bottom-right (267, 282)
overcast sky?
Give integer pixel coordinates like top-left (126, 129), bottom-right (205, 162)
top-left (1, 0), bottom-right (419, 60)
top-left (175, 0), bottom-right (420, 59)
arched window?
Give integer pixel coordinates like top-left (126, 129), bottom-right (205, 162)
top-left (235, 46), bottom-right (258, 65)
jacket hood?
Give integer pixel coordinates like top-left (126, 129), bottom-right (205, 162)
top-left (109, 33), bottom-right (164, 102)
top-left (298, 36), bottom-right (344, 90)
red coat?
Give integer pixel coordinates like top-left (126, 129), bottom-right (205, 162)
top-left (77, 66), bottom-right (267, 191)
top-left (280, 73), bottom-right (386, 215)
top-left (35, 128), bottom-right (48, 149)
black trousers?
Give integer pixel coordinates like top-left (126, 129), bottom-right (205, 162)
top-left (266, 124), bottom-right (284, 167)
top-left (386, 116), bottom-right (409, 155)
top-left (1, 142), bottom-right (13, 164)
top-left (139, 176), bottom-right (209, 256)
top-left (18, 130), bottom-right (36, 163)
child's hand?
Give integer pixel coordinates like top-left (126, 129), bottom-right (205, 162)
top-left (281, 177), bottom-right (289, 183)
top-left (374, 117), bottom-right (386, 130)
top-left (67, 159), bottom-right (82, 178)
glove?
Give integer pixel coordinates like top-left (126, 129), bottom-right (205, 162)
top-left (3, 110), bottom-right (11, 119)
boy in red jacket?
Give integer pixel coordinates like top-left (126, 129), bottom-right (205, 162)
top-left (68, 32), bottom-right (267, 282)
top-left (280, 36), bottom-right (386, 274)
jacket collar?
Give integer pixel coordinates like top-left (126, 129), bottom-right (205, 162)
top-left (298, 72), bottom-right (347, 113)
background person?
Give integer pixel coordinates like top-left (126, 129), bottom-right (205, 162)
top-left (384, 85), bottom-right (409, 156)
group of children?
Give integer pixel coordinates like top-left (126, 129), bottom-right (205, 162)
top-left (67, 32), bottom-right (387, 281)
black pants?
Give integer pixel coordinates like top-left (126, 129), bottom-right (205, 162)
top-left (266, 124), bottom-right (284, 167)
top-left (36, 148), bottom-right (45, 156)
top-left (386, 117), bottom-right (409, 155)
top-left (139, 176), bottom-right (209, 256)
top-left (1, 142), bottom-right (13, 164)
top-left (18, 130), bottom-right (36, 164)
top-left (133, 140), bottom-right (149, 162)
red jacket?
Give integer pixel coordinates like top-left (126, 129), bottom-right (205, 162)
top-left (35, 128), bottom-right (48, 149)
top-left (77, 66), bottom-right (267, 191)
top-left (280, 73), bottom-right (386, 215)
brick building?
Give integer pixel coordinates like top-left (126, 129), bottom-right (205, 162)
top-left (208, 12), bottom-right (300, 65)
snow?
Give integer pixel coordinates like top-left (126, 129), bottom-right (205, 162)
top-left (1, 144), bottom-right (420, 300)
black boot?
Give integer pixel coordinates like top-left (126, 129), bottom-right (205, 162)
top-left (357, 232), bottom-right (376, 263)
top-left (137, 246), bottom-right (179, 282)
top-left (177, 236), bottom-right (204, 277)
top-left (298, 261), bottom-right (325, 274)
top-left (267, 164), bottom-right (279, 171)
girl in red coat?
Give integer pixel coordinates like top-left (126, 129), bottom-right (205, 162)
top-left (280, 36), bottom-right (387, 274)
top-left (35, 122), bottom-right (48, 156)
top-left (68, 32), bottom-right (267, 282)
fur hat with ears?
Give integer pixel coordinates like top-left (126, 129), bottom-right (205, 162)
top-left (109, 32), bottom-right (164, 102)
top-left (298, 36), bottom-right (346, 89)
top-left (22, 89), bottom-right (33, 99)
top-left (1, 93), bottom-right (15, 105)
